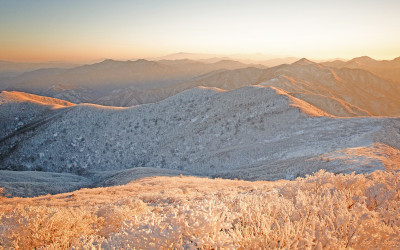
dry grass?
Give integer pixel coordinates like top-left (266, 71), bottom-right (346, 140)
top-left (1, 170), bottom-right (399, 249)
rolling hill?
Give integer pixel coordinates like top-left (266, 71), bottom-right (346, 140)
top-left (1, 86), bottom-right (399, 197)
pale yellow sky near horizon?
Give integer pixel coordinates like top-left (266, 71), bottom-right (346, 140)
top-left (1, 0), bottom-right (400, 62)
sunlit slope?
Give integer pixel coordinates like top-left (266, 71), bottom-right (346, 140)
top-left (258, 60), bottom-right (400, 117)
top-left (0, 91), bottom-right (74, 138)
top-left (0, 90), bottom-right (73, 107)
top-left (1, 86), bottom-right (399, 181)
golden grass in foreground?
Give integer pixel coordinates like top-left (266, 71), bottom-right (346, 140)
top-left (0, 170), bottom-right (399, 249)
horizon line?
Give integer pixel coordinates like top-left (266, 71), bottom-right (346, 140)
top-left (1, 53), bottom-right (400, 64)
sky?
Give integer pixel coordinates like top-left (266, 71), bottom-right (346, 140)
top-left (1, 0), bottom-right (400, 62)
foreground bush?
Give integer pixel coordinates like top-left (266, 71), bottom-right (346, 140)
top-left (1, 170), bottom-right (399, 249)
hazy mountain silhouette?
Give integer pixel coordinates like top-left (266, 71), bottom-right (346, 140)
top-left (4, 57), bottom-right (399, 117)
top-left (1, 58), bottom-right (264, 101)
top-left (94, 58), bottom-right (400, 117)
top-left (323, 56), bottom-right (400, 84)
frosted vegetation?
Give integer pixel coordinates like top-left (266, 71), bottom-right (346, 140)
top-left (1, 85), bottom-right (400, 197)
top-left (1, 171), bottom-right (399, 249)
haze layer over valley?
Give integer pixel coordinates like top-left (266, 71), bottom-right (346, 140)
top-left (0, 58), bottom-right (265, 104)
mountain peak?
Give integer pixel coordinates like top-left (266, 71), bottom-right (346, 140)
top-left (292, 58), bottom-right (315, 65)
top-left (213, 59), bottom-right (242, 65)
top-left (134, 58), bottom-right (159, 65)
top-left (351, 56), bottom-right (375, 63)
top-left (101, 59), bottom-right (117, 63)
top-left (135, 58), bottom-right (150, 63)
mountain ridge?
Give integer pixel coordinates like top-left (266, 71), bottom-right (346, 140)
top-left (322, 56), bottom-right (400, 84)
top-left (2, 57), bottom-right (400, 118)
top-left (1, 86), bottom-right (399, 178)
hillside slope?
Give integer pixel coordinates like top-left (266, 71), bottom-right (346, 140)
top-left (1, 86), bottom-right (399, 186)
top-left (0, 91), bottom-right (74, 139)
top-left (258, 60), bottom-right (400, 116)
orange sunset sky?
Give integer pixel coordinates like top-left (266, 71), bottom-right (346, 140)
top-left (1, 0), bottom-right (400, 62)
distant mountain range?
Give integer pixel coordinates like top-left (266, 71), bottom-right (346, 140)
top-left (150, 52), bottom-right (300, 67)
top-left (0, 58), bottom-right (264, 98)
top-left (1, 56), bottom-right (400, 117)
top-left (322, 56), bottom-right (400, 84)
top-left (92, 57), bottom-right (400, 117)
top-left (0, 60), bottom-right (79, 78)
